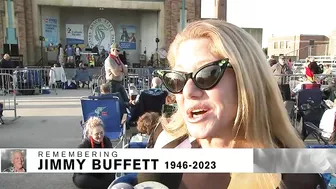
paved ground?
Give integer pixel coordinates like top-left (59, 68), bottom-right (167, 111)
top-left (0, 89), bottom-right (96, 189)
top-left (0, 88), bottom-right (323, 189)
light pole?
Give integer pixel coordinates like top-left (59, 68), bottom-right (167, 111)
top-left (181, 0), bottom-right (185, 29)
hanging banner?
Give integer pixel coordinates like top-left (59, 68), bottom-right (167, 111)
top-left (43, 17), bottom-right (58, 48)
top-left (88, 18), bottom-right (116, 51)
top-left (66, 24), bottom-right (84, 45)
top-left (119, 25), bottom-right (136, 50)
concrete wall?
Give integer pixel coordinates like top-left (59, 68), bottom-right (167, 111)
top-left (329, 30), bottom-right (336, 56)
top-left (140, 11), bottom-right (159, 61)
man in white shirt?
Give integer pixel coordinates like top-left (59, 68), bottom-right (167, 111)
top-left (319, 101), bottom-right (336, 138)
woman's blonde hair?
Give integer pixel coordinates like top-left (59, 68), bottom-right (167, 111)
top-left (84, 117), bottom-right (104, 138)
top-left (164, 19), bottom-right (305, 189)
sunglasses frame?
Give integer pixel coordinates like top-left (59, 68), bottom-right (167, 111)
top-left (156, 59), bottom-right (231, 94)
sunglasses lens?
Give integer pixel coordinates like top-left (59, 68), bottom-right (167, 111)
top-left (195, 65), bottom-right (222, 89)
top-left (163, 72), bottom-right (186, 93)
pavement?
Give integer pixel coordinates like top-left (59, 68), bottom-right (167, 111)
top-left (0, 88), bottom-right (323, 189)
top-left (0, 89), bottom-right (97, 189)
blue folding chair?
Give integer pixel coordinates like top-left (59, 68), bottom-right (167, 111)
top-left (80, 95), bottom-right (128, 148)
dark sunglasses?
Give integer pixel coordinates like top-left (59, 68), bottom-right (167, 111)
top-left (155, 59), bottom-right (231, 94)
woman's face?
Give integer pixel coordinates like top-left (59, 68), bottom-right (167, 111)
top-left (90, 126), bottom-right (104, 143)
top-left (174, 38), bottom-right (238, 139)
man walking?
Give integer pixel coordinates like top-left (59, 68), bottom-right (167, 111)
top-left (104, 43), bottom-right (129, 102)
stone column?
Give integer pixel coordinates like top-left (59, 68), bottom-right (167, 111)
top-left (14, 0), bottom-right (27, 64)
top-left (214, 0), bottom-right (227, 20)
top-left (25, 0), bottom-right (35, 65)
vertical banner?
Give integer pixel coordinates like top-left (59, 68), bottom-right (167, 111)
top-left (43, 17), bottom-right (59, 49)
top-left (66, 24), bottom-right (84, 45)
top-left (1, 149), bottom-right (27, 173)
top-left (119, 25), bottom-right (136, 50)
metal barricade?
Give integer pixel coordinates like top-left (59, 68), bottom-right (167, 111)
top-left (125, 68), bottom-right (152, 91)
top-left (0, 73), bottom-right (17, 120)
top-left (0, 68), bottom-right (59, 95)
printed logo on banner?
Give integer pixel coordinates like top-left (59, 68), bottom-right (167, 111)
top-left (88, 18), bottom-right (115, 51)
top-left (66, 24), bottom-right (84, 45)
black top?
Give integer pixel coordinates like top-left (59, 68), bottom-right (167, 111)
top-left (73, 136), bottom-right (112, 178)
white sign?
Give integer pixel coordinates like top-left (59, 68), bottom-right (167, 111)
top-left (66, 24), bottom-right (84, 44)
top-left (88, 18), bottom-right (115, 50)
top-left (24, 148), bottom-right (252, 173)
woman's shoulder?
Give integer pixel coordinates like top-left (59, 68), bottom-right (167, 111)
top-left (154, 130), bottom-right (191, 149)
top-left (78, 139), bottom-right (90, 148)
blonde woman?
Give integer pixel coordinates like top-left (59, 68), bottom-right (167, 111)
top-left (137, 20), bottom-right (324, 189)
top-left (73, 117), bottom-right (114, 189)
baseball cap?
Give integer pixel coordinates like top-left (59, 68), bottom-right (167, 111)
top-left (111, 43), bottom-right (120, 50)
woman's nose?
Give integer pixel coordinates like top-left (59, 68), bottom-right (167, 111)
top-left (182, 79), bottom-right (203, 99)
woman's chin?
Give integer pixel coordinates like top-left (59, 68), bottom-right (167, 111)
top-left (187, 124), bottom-right (212, 139)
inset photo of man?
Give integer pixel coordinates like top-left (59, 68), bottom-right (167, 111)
top-left (1, 149), bottom-right (26, 173)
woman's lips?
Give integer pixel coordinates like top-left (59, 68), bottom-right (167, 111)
top-left (186, 106), bottom-right (212, 123)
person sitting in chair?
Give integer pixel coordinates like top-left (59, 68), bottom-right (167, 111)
top-left (73, 62), bottom-right (91, 89)
top-left (73, 117), bottom-right (115, 189)
top-left (130, 77), bottom-right (166, 105)
top-left (128, 77), bottom-right (168, 123)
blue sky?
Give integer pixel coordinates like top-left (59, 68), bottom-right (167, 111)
top-left (201, 0), bottom-right (336, 47)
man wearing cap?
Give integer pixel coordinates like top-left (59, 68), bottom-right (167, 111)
top-left (104, 43), bottom-right (129, 102)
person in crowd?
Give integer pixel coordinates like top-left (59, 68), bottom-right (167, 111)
top-left (268, 55), bottom-right (277, 67)
top-left (73, 117), bottom-right (115, 189)
top-left (0, 54), bottom-right (13, 69)
top-left (0, 54), bottom-right (14, 90)
top-left (130, 77), bottom-right (164, 105)
top-left (75, 44), bottom-right (82, 66)
top-left (66, 44), bottom-right (74, 64)
top-left (323, 64), bottom-right (333, 75)
top-left (100, 83), bottom-right (111, 95)
top-left (3, 150), bottom-right (26, 172)
top-left (104, 43), bottom-right (128, 103)
top-left (319, 99), bottom-right (336, 140)
top-left (73, 62), bottom-right (91, 89)
top-left (307, 57), bottom-right (322, 74)
top-left (137, 20), bottom-right (323, 189)
top-left (287, 58), bottom-right (293, 70)
top-left (92, 45), bottom-right (99, 64)
top-left (272, 55), bottom-right (293, 85)
top-left (130, 112), bottom-right (161, 145)
top-left (57, 43), bottom-right (65, 66)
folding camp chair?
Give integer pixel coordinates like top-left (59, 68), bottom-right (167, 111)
top-left (295, 88), bottom-right (325, 140)
top-left (80, 95), bottom-right (128, 148)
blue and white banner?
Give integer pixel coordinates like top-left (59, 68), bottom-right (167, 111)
top-left (119, 25), bottom-right (136, 50)
top-left (43, 17), bottom-right (58, 47)
top-left (66, 24), bottom-right (84, 45)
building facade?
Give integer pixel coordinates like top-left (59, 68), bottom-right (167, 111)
top-left (268, 34), bottom-right (330, 60)
top-left (0, 0), bottom-right (202, 66)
